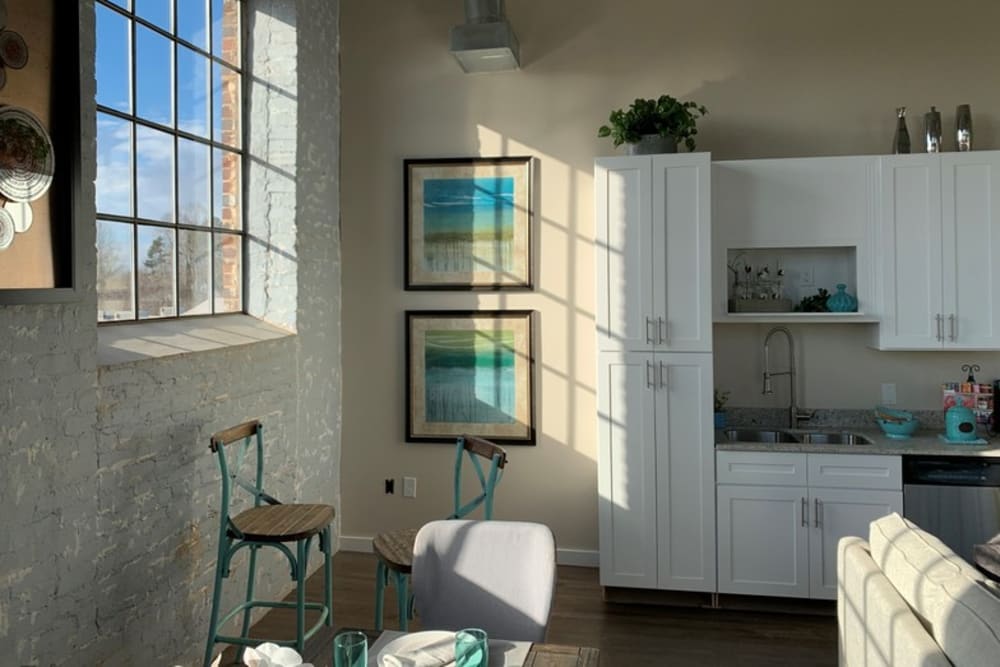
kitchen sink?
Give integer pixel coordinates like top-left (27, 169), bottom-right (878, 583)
top-left (722, 428), bottom-right (800, 443)
top-left (798, 431), bottom-right (873, 445)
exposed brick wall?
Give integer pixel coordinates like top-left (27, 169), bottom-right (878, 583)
top-left (0, 1), bottom-right (341, 665)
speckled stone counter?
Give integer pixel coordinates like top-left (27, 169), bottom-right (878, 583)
top-left (716, 427), bottom-right (1000, 458)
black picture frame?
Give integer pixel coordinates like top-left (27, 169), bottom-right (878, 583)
top-left (406, 310), bottom-right (536, 445)
top-left (404, 156), bottom-right (533, 290)
top-left (0, 0), bottom-right (83, 303)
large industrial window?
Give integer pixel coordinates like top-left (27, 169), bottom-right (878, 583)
top-left (95, 0), bottom-right (243, 322)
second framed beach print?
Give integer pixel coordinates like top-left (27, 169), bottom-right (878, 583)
top-left (404, 156), bottom-right (532, 290)
top-left (406, 310), bottom-right (535, 444)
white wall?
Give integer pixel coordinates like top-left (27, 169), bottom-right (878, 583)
top-left (340, 0), bottom-right (1000, 553)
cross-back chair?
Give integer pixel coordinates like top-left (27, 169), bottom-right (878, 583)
top-left (372, 434), bottom-right (508, 631)
top-left (203, 420), bottom-right (335, 667)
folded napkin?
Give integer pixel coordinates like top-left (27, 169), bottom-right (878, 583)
top-left (379, 634), bottom-right (454, 667)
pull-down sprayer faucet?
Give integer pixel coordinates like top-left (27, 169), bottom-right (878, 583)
top-left (762, 326), bottom-right (813, 429)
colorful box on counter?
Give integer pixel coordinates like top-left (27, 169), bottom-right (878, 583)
top-left (942, 382), bottom-right (994, 424)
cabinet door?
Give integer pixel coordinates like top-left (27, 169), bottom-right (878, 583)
top-left (654, 353), bottom-right (715, 591)
top-left (597, 352), bottom-right (658, 587)
top-left (595, 158), bottom-right (653, 351)
top-left (941, 152), bottom-right (1000, 348)
top-left (652, 154), bottom-right (711, 352)
top-left (717, 485), bottom-right (810, 598)
top-left (808, 488), bottom-right (903, 600)
top-left (877, 155), bottom-right (944, 349)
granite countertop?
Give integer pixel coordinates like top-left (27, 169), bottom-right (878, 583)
top-left (715, 427), bottom-right (1000, 458)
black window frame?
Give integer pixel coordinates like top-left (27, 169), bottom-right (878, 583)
top-left (95, 0), bottom-right (247, 324)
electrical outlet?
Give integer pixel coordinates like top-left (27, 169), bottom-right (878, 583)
top-left (384, 479), bottom-right (394, 494)
top-left (403, 476), bottom-right (417, 498)
top-left (800, 266), bottom-right (815, 287)
top-left (881, 383), bottom-right (897, 405)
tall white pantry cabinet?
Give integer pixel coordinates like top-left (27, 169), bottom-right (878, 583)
top-left (595, 153), bottom-right (716, 592)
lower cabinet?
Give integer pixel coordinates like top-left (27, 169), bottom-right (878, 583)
top-left (716, 451), bottom-right (902, 600)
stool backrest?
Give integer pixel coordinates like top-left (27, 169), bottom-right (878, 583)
top-left (449, 435), bottom-right (507, 520)
top-left (210, 420), bottom-right (279, 524)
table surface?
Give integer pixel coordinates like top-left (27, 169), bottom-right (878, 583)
top-left (351, 629), bottom-right (600, 667)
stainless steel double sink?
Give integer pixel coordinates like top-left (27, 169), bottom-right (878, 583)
top-left (721, 428), bottom-right (873, 446)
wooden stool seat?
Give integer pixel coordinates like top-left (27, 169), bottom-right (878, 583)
top-left (230, 504), bottom-right (336, 543)
top-left (372, 528), bottom-right (419, 573)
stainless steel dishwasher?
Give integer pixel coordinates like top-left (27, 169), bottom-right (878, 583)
top-left (903, 456), bottom-right (1000, 562)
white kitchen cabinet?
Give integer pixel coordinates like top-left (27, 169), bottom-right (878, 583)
top-left (595, 153), bottom-right (711, 352)
top-left (598, 351), bottom-right (715, 591)
top-left (876, 151), bottom-right (1000, 349)
top-left (716, 451), bottom-right (902, 600)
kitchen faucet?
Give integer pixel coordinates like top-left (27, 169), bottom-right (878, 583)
top-left (762, 326), bottom-right (813, 428)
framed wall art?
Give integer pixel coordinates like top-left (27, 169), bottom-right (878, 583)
top-left (0, 0), bottom-right (82, 303)
top-left (404, 156), bottom-right (533, 290)
top-left (406, 310), bottom-right (535, 444)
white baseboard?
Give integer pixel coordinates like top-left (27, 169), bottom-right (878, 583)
top-left (338, 534), bottom-right (597, 568)
top-left (556, 548), bottom-right (599, 568)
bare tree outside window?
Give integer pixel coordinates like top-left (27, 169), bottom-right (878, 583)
top-left (95, 0), bottom-right (243, 322)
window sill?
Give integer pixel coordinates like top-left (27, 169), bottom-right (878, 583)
top-left (97, 313), bottom-right (294, 366)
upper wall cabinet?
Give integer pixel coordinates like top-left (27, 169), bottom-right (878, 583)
top-left (875, 151), bottom-right (1000, 350)
top-left (712, 157), bottom-right (879, 322)
top-left (595, 154), bottom-right (712, 352)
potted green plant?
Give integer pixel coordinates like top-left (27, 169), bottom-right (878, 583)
top-left (598, 94), bottom-right (708, 155)
top-left (714, 388), bottom-right (730, 429)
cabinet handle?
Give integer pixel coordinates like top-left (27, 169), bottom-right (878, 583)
top-left (935, 314), bottom-right (944, 342)
top-left (646, 361), bottom-right (655, 389)
top-left (646, 317), bottom-right (655, 345)
top-left (658, 317), bottom-right (667, 345)
top-left (949, 314), bottom-right (956, 342)
top-left (814, 498), bottom-right (822, 527)
top-left (659, 361), bottom-right (667, 389)
top-left (801, 497), bottom-right (808, 527)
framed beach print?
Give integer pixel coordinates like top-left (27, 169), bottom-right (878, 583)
top-left (0, 0), bottom-right (82, 303)
top-left (406, 310), bottom-right (535, 445)
top-left (404, 156), bottom-right (533, 290)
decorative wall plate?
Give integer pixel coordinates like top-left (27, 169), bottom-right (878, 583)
top-left (0, 208), bottom-right (15, 250)
top-left (0, 106), bottom-right (54, 202)
top-left (5, 199), bottom-right (31, 232)
top-left (0, 30), bottom-right (28, 69)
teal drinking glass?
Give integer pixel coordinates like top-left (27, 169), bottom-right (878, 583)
top-left (333, 630), bottom-right (367, 667)
top-left (454, 628), bottom-right (489, 667)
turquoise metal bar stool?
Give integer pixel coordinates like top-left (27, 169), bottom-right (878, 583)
top-left (203, 420), bottom-right (335, 667)
top-left (372, 434), bottom-right (507, 632)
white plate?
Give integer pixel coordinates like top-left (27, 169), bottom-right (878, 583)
top-left (377, 630), bottom-right (455, 667)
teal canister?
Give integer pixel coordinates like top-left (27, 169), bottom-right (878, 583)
top-left (826, 284), bottom-right (858, 312)
top-left (945, 405), bottom-right (978, 442)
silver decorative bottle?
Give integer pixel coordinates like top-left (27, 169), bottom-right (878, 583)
top-left (924, 107), bottom-right (943, 153)
top-left (956, 104), bottom-right (973, 151)
top-left (892, 107), bottom-right (911, 154)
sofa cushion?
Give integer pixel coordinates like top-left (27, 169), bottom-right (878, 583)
top-left (869, 513), bottom-right (1000, 666)
top-left (838, 536), bottom-right (951, 667)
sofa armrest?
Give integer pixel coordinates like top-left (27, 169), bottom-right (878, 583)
top-left (837, 536), bottom-right (951, 667)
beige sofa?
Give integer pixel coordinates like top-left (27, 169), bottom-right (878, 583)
top-left (838, 513), bottom-right (1000, 666)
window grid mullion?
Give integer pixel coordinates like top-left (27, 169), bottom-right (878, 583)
top-left (96, 0), bottom-right (243, 76)
top-left (97, 0), bottom-right (245, 323)
top-left (172, 0), bottom-right (179, 315)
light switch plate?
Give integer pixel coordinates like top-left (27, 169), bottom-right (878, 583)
top-left (403, 476), bottom-right (417, 498)
top-left (881, 383), bottom-right (897, 405)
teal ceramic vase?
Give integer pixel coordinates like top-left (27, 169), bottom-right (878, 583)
top-left (827, 284), bottom-right (857, 312)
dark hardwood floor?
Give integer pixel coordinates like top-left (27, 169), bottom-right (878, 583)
top-left (219, 551), bottom-right (837, 666)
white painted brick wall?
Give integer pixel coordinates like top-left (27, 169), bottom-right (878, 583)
top-left (0, 1), bottom-right (341, 665)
